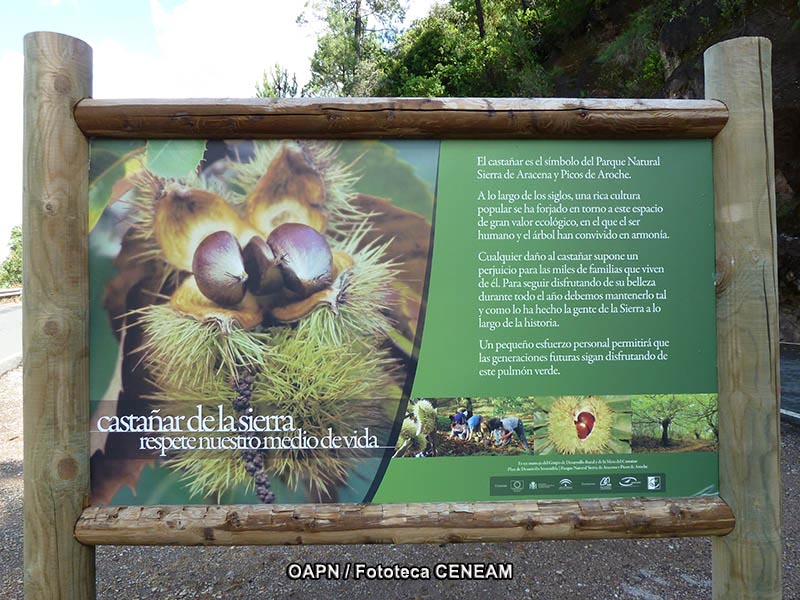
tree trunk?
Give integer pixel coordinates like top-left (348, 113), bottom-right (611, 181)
top-left (428, 432), bottom-right (437, 457)
top-left (354, 0), bottom-right (363, 60)
top-left (660, 418), bottom-right (671, 446)
top-left (474, 0), bottom-right (486, 39)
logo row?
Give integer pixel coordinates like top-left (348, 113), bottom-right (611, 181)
top-left (489, 474), bottom-right (665, 496)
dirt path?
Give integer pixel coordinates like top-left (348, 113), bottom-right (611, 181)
top-left (0, 368), bottom-right (22, 593)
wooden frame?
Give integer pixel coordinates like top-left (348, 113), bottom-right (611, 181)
top-left (23, 32), bottom-right (781, 599)
top-left (73, 97), bottom-right (728, 139)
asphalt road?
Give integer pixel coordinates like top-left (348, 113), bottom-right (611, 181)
top-left (0, 303), bottom-right (21, 374)
top-left (782, 344), bottom-right (800, 420)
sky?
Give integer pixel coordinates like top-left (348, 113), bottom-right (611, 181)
top-left (0, 0), bottom-right (438, 261)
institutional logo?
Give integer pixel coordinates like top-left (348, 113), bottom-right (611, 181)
top-left (647, 476), bottom-right (662, 490)
top-left (619, 476), bottom-right (641, 488)
top-left (600, 476), bottom-right (612, 490)
top-left (559, 478), bottom-right (573, 489)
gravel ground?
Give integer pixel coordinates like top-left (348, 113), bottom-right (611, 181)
top-left (1, 366), bottom-right (797, 599)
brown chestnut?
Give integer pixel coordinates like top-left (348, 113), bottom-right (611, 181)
top-left (192, 230), bottom-right (248, 307)
top-left (575, 411), bottom-right (596, 439)
top-left (267, 222), bottom-right (333, 297)
top-left (242, 236), bottom-right (284, 295)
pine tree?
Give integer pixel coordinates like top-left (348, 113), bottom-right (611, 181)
top-left (256, 64), bottom-right (299, 98)
top-left (301, 0), bottom-right (405, 96)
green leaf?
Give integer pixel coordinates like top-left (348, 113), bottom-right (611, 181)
top-left (146, 140), bottom-right (207, 179)
top-left (88, 140), bottom-right (145, 232)
top-left (336, 141), bottom-right (436, 220)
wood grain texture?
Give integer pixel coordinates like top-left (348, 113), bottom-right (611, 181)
top-left (705, 38), bottom-right (782, 599)
top-left (73, 97), bottom-right (728, 139)
top-left (23, 32), bottom-right (95, 599)
top-left (74, 497), bottom-right (734, 546)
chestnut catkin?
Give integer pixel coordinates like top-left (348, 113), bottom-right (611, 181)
top-left (267, 222), bottom-right (333, 297)
top-left (231, 369), bottom-right (275, 504)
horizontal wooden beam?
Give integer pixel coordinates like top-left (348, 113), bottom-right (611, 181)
top-left (73, 98), bottom-right (728, 139)
top-left (75, 497), bottom-right (734, 546)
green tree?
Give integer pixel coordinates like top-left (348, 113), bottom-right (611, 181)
top-left (632, 394), bottom-right (715, 446)
top-left (688, 394), bottom-right (719, 442)
top-left (633, 395), bottom-right (685, 446)
top-left (375, 4), bottom-right (483, 96)
top-left (256, 64), bottom-right (299, 98)
top-left (0, 225), bottom-right (22, 288)
top-left (376, 1), bottom-right (552, 97)
top-left (302, 0), bottom-right (405, 96)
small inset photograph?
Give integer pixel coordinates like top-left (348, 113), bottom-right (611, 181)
top-left (394, 397), bottom-right (537, 457)
top-left (531, 396), bottom-right (632, 455)
top-left (631, 393), bottom-right (718, 453)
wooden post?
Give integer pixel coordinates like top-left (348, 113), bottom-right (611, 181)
top-left (23, 32), bottom-right (94, 599)
top-left (705, 38), bottom-right (782, 598)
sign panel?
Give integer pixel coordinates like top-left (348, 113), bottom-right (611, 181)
top-left (89, 138), bottom-right (717, 505)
